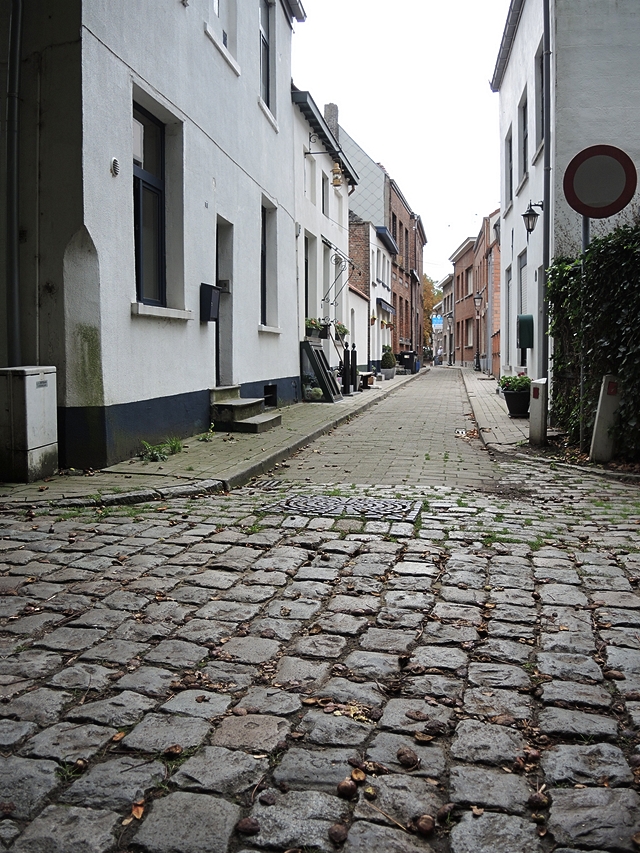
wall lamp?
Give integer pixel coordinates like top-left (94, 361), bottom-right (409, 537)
top-left (522, 200), bottom-right (544, 235)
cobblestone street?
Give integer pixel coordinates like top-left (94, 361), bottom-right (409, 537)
top-left (2, 369), bottom-right (640, 852)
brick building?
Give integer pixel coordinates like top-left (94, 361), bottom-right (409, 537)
top-left (472, 210), bottom-right (501, 376)
top-left (450, 238), bottom-right (476, 368)
top-left (389, 182), bottom-right (427, 356)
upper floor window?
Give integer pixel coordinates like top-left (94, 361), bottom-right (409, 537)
top-left (465, 267), bottom-right (473, 296)
top-left (535, 42), bottom-right (544, 148)
top-left (133, 105), bottom-right (165, 305)
top-left (519, 93), bottom-right (528, 182)
top-left (505, 128), bottom-right (513, 205)
top-left (259, 0), bottom-right (271, 108)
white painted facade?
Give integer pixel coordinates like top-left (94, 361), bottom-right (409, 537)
top-left (0, 0), bottom-right (307, 467)
top-left (291, 90), bottom-right (355, 370)
top-left (493, 0), bottom-right (640, 380)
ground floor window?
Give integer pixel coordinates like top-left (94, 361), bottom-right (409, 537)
top-left (133, 104), bottom-right (165, 305)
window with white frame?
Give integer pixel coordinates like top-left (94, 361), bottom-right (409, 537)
top-left (535, 43), bottom-right (544, 149)
top-left (260, 201), bottom-right (277, 326)
top-left (259, 0), bottom-right (271, 109)
top-left (465, 267), bottom-right (473, 296)
top-left (505, 265), bottom-right (512, 364)
top-left (465, 318), bottom-right (474, 347)
top-left (518, 250), bottom-right (527, 314)
top-left (519, 91), bottom-right (528, 182)
top-left (505, 127), bottom-right (513, 206)
top-left (321, 173), bottom-right (329, 217)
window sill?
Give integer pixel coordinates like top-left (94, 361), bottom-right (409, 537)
top-left (204, 23), bottom-right (241, 76)
top-left (258, 97), bottom-right (279, 133)
top-left (131, 302), bottom-right (194, 321)
top-left (515, 172), bottom-right (529, 196)
top-left (258, 324), bottom-right (281, 335)
top-left (503, 200), bottom-right (513, 217)
top-left (532, 140), bottom-right (544, 166)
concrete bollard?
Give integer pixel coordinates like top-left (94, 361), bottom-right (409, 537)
top-left (529, 378), bottom-right (548, 446)
top-left (590, 374), bottom-right (620, 463)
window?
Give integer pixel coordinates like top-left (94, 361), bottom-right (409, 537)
top-left (259, 0), bottom-right (271, 108)
top-left (505, 265), bottom-right (512, 364)
top-left (321, 173), bottom-right (329, 217)
top-left (505, 129), bottom-right (513, 205)
top-left (210, 0), bottom-right (236, 53)
top-left (466, 318), bottom-right (474, 347)
top-left (133, 105), bottom-right (165, 305)
top-left (519, 93), bottom-right (528, 181)
top-left (391, 213), bottom-right (397, 240)
top-left (517, 250), bottom-right (527, 314)
top-left (260, 202), bottom-right (277, 326)
top-left (535, 42), bottom-right (544, 148)
top-left (466, 267), bottom-right (473, 296)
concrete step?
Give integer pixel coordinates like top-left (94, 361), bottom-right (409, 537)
top-left (222, 412), bottom-right (282, 433)
top-left (212, 397), bottom-right (265, 423)
top-left (210, 385), bottom-right (241, 404)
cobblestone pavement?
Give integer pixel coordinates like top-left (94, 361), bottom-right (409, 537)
top-left (2, 371), bottom-right (640, 852)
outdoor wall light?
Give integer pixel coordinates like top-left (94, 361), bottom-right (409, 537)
top-left (473, 292), bottom-right (482, 312)
top-left (522, 200), bottom-right (544, 234)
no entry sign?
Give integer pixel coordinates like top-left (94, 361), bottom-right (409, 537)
top-left (563, 145), bottom-right (637, 219)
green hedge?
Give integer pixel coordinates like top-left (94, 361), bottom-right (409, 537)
top-left (547, 223), bottom-right (640, 460)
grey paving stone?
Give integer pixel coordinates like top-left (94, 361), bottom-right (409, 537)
top-left (592, 591), bottom-right (640, 609)
top-left (478, 638), bottom-right (531, 664)
top-left (300, 709), bottom-right (372, 745)
top-left (541, 742), bottom-right (632, 786)
top-left (359, 628), bottom-right (415, 654)
top-left (286, 579), bottom-right (333, 598)
top-left (344, 821), bottom-right (431, 853)
top-left (102, 589), bottom-right (150, 610)
top-left (0, 719), bottom-right (37, 747)
top-left (548, 788), bottom-right (640, 851)
top-left (204, 661), bottom-right (257, 691)
top-left (48, 663), bottom-right (114, 692)
top-left (540, 630), bottom-right (595, 654)
top-left (597, 607), bottom-right (640, 627)
top-left (222, 636), bottom-right (280, 663)
top-left (116, 665), bottom-right (176, 697)
top-left (601, 626), bottom-right (640, 649)
top-left (122, 713), bottom-right (210, 752)
top-left (441, 585), bottom-right (487, 605)
top-left (379, 698), bottom-right (453, 734)
top-left (210, 713), bottom-right (289, 751)
top-left (80, 639), bottom-right (150, 664)
top-left (411, 646), bottom-right (468, 671)
top-left (1, 649), bottom-right (62, 679)
top-left (450, 764), bottom-right (531, 814)
top-left (537, 652), bottom-right (603, 682)
top-left (366, 731), bottom-right (446, 778)
top-left (236, 687), bottom-right (301, 716)
top-left (194, 600), bottom-right (260, 621)
top-left (488, 621), bottom-right (535, 639)
top-left (385, 590), bottom-right (433, 610)
top-left (392, 560), bottom-right (439, 576)
top-left (376, 608), bottom-right (424, 629)
top-left (0, 757), bottom-right (59, 820)
top-left (5, 611), bottom-right (66, 635)
top-left (11, 804), bottom-right (120, 853)
top-left (463, 688), bottom-right (532, 720)
top-left (606, 645), bottom-right (640, 677)
top-left (61, 755), bottom-right (165, 809)
top-left (112, 619), bottom-right (173, 642)
top-left (272, 747), bottom-right (354, 791)
top-left (538, 707), bottom-right (618, 738)
top-left (144, 638), bottom-right (208, 668)
top-left (404, 674), bottom-right (464, 698)
top-left (541, 679), bottom-right (612, 709)
top-left (66, 690), bottom-right (156, 726)
top-left (187, 569), bottom-right (236, 589)
top-left (327, 594), bottom-right (380, 614)
top-left (21, 721), bottom-right (116, 762)
top-left (276, 655), bottom-right (330, 686)
top-left (173, 746), bottom-right (268, 794)
top-left (289, 633), bottom-right (347, 659)
top-left (450, 811), bottom-right (543, 853)
top-left (451, 718), bottom-right (525, 764)
top-left (69, 608), bottom-right (129, 630)
top-left (491, 603), bottom-right (536, 623)
top-left (131, 791), bottom-right (240, 853)
top-left (343, 650), bottom-right (398, 679)
top-left (175, 618), bottom-right (236, 644)
top-left (354, 774), bottom-right (443, 826)
top-left (160, 689), bottom-right (232, 718)
top-left (247, 789), bottom-right (344, 853)
top-left (432, 601), bottom-right (482, 625)
top-left (0, 687), bottom-right (71, 726)
top-left (266, 597), bottom-right (322, 619)
top-left (223, 583), bottom-right (277, 603)
top-left (249, 617), bottom-right (303, 641)
top-left (421, 623), bottom-right (479, 645)
top-left (314, 677), bottom-right (385, 707)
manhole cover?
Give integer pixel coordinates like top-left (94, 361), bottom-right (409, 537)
top-left (268, 495), bottom-right (422, 522)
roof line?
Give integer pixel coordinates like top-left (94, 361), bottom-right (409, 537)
top-left (291, 87), bottom-right (358, 185)
top-left (490, 0), bottom-right (526, 92)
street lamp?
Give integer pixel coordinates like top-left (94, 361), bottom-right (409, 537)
top-left (522, 200), bottom-right (544, 235)
top-left (447, 314), bottom-right (453, 366)
top-left (473, 292), bottom-right (482, 372)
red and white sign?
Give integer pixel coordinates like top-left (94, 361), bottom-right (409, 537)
top-left (563, 145), bottom-right (637, 219)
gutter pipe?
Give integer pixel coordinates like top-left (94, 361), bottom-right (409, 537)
top-left (541, 0), bottom-right (551, 379)
top-left (6, 0), bottom-right (23, 367)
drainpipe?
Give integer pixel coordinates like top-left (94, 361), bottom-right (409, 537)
top-left (541, 0), bottom-right (551, 379)
top-left (6, 0), bottom-right (23, 367)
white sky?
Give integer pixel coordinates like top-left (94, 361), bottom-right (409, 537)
top-left (291, 0), bottom-right (512, 284)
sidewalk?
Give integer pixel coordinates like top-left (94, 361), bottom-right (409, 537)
top-left (0, 367), bottom-right (528, 507)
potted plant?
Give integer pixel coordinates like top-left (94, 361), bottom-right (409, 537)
top-left (334, 321), bottom-right (349, 338)
top-left (305, 317), bottom-right (329, 339)
top-left (499, 373), bottom-right (531, 418)
top-left (381, 345), bottom-right (396, 380)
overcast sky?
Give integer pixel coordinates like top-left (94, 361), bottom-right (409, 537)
top-left (291, 0), bottom-right (512, 284)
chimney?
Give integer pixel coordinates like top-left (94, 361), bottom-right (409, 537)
top-left (324, 103), bottom-right (339, 142)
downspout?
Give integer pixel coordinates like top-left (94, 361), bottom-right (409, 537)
top-left (541, 0), bottom-right (551, 379)
top-left (6, 0), bottom-right (23, 367)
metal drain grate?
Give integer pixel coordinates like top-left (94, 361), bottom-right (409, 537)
top-left (267, 495), bottom-right (422, 522)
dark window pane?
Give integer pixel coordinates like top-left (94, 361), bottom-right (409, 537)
top-left (142, 187), bottom-right (161, 303)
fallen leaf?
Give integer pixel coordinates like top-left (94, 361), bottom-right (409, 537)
top-left (112, 732), bottom-right (126, 743)
top-left (471, 805), bottom-right (484, 816)
top-left (163, 744), bottom-right (183, 756)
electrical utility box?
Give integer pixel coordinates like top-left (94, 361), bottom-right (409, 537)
top-left (0, 367), bottom-right (58, 482)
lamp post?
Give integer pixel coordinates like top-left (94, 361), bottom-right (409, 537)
top-left (473, 292), bottom-right (482, 372)
top-left (447, 314), bottom-right (453, 366)
top-left (522, 200), bottom-right (543, 236)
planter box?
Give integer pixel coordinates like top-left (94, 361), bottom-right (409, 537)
top-left (503, 390), bottom-right (530, 418)
top-left (305, 325), bottom-right (329, 339)
top-left (381, 367), bottom-right (396, 381)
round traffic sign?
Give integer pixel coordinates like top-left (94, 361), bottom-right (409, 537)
top-left (563, 145), bottom-right (637, 218)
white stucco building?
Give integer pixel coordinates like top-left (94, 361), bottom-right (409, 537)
top-left (0, 0), bottom-right (306, 469)
top-left (491, 0), bottom-right (640, 380)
